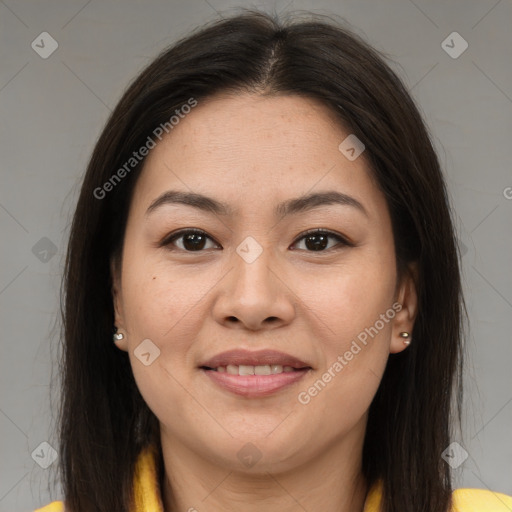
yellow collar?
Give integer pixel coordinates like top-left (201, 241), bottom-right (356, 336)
top-left (35, 444), bottom-right (512, 511)
top-left (132, 444), bottom-right (382, 512)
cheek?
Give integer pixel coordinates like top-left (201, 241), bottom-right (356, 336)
top-left (120, 249), bottom-right (203, 341)
top-left (293, 244), bottom-right (396, 411)
top-left (119, 261), bottom-right (201, 418)
top-left (295, 249), bottom-right (396, 341)
top-left (129, 357), bottom-right (197, 434)
top-left (294, 269), bottom-right (394, 438)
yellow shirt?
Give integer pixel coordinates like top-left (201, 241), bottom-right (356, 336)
top-left (34, 445), bottom-right (512, 512)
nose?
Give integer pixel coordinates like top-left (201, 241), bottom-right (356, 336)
top-left (211, 240), bottom-right (296, 331)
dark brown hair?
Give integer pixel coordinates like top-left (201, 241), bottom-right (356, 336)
top-left (58, 9), bottom-right (464, 511)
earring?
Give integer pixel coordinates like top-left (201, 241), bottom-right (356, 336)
top-left (113, 330), bottom-right (124, 343)
top-left (399, 332), bottom-right (411, 346)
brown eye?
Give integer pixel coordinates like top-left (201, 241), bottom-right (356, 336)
top-left (162, 229), bottom-right (220, 252)
top-left (292, 229), bottom-right (351, 252)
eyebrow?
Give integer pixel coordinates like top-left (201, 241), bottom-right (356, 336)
top-left (145, 190), bottom-right (368, 218)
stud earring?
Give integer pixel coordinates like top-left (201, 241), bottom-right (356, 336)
top-left (113, 330), bottom-right (124, 343)
top-left (399, 332), bottom-right (411, 346)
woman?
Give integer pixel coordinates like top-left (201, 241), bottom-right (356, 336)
top-left (35, 9), bottom-right (512, 512)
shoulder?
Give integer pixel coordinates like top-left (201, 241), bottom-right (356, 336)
top-left (33, 500), bottom-right (65, 512)
top-left (452, 487), bottom-right (512, 511)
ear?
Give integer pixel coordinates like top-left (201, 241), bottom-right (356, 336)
top-left (111, 256), bottom-right (128, 352)
top-left (389, 262), bottom-right (419, 354)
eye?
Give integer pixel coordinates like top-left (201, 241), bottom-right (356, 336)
top-left (161, 228), bottom-right (352, 253)
top-left (161, 229), bottom-right (220, 252)
top-left (291, 229), bottom-right (352, 252)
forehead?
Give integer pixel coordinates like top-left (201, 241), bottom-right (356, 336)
top-left (131, 93), bottom-right (387, 221)
top-left (158, 93), bottom-right (349, 164)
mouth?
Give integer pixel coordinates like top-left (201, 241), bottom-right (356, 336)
top-left (199, 349), bottom-right (312, 398)
top-left (200, 364), bottom-right (308, 375)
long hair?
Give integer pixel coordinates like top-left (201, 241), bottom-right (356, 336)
top-left (59, 9), bottom-right (464, 511)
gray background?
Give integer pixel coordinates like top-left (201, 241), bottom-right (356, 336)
top-left (1, 0), bottom-right (511, 510)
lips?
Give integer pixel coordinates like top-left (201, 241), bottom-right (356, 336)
top-left (202, 369), bottom-right (310, 397)
top-left (200, 349), bottom-right (312, 370)
top-left (199, 349), bottom-right (312, 398)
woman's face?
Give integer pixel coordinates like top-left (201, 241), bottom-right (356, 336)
top-left (112, 93), bottom-right (417, 473)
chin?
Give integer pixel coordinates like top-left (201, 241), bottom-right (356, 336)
top-left (197, 429), bottom-right (313, 473)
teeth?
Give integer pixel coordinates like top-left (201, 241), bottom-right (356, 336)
top-left (226, 364), bottom-right (238, 375)
top-left (213, 364), bottom-right (299, 375)
top-left (239, 365), bottom-right (254, 376)
top-left (255, 365), bottom-right (271, 375)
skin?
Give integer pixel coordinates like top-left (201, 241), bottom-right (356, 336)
top-left (112, 93), bottom-right (418, 512)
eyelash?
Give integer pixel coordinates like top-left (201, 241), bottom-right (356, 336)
top-left (160, 228), bottom-right (353, 253)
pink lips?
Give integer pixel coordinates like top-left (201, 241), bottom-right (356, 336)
top-left (203, 369), bottom-right (310, 397)
top-left (199, 349), bottom-right (312, 398)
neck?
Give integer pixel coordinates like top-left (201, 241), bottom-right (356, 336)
top-left (160, 427), bottom-right (369, 512)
